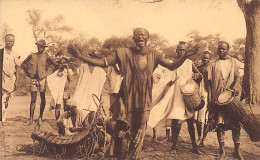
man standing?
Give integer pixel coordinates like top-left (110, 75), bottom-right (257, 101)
top-left (67, 28), bottom-right (199, 159)
top-left (168, 42), bottom-right (201, 154)
top-left (0, 34), bottom-right (21, 125)
top-left (148, 42), bottom-right (202, 154)
top-left (163, 41), bottom-right (202, 154)
top-left (193, 50), bottom-right (211, 146)
top-left (206, 41), bottom-right (243, 160)
top-left (22, 39), bottom-right (58, 125)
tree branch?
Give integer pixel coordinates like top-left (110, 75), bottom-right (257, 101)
top-left (134, 0), bottom-right (164, 3)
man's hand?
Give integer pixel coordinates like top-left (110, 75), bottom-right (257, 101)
top-left (185, 44), bottom-right (200, 58)
top-left (167, 80), bottom-right (174, 86)
top-left (67, 45), bottom-right (81, 58)
top-left (192, 73), bottom-right (201, 80)
top-left (232, 89), bottom-right (239, 97)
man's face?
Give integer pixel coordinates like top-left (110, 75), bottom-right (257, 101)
top-left (133, 29), bottom-right (149, 49)
top-left (202, 53), bottom-right (211, 65)
top-left (37, 45), bottom-right (45, 53)
top-left (5, 35), bottom-right (15, 49)
top-left (176, 44), bottom-right (186, 58)
top-left (217, 42), bottom-right (229, 59)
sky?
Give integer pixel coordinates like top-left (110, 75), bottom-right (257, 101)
top-left (0, 0), bottom-right (246, 59)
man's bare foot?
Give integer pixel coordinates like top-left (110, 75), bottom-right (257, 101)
top-left (151, 137), bottom-right (160, 143)
top-left (1, 122), bottom-right (7, 126)
top-left (193, 148), bottom-right (203, 155)
top-left (170, 148), bottom-right (177, 155)
top-left (233, 151), bottom-right (244, 160)
top-left (24, 120), bottom-right (33, 126)
top-left (197, 138), bottom-right (204, 146)
top-left (38, 117), bottom-right (45, 123)
top-left (216, 153), bottom-right (225, 160)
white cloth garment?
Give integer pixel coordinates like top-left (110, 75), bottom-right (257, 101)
top-left (148, 59), bottom-right (193, 128)
top-left (2, 48), bottom-right (21, 92)
top-left (194, 77), bottom-right (208, 123)
top-left (152, 66), bottom-right (172, 106)
top-left (219, 59), bottom-right (232, 80)
top-left (107, 66), bottom-right (123, 94)
top-left (72, 64), bottom-right (106, 111)
top-left (2, 48), bottom-right (21, 122)
top-left (47, 69), bottom-right (72, 107)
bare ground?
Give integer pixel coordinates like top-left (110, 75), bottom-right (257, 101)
top-left (0, 96), bottom-right (260, 160)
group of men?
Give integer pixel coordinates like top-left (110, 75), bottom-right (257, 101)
top-left (0, 27), bottom-right (244, 160)
top-left (149, 40), bottom-right (243, 160)
top-left (0, 35), bottom-right (61, 126)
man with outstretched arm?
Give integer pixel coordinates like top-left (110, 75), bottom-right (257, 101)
top-left (67, 28), bottom-right (199, 159)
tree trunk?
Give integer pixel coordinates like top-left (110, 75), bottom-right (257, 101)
top-left (238, 0), bottom-right (260, 105)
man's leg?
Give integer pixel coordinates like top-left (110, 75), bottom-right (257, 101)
top-left (166, 127), bottom-right (171, 142)
top-left (199, 123), bottom-right (208, 146)
top-left (39, 78), bottom-right (47, 121)
top-left (187, 118), bottom-right (201, 154)
top-left (217, 128), bottom-right (225, 160)
top-left (39, 92), bottom-right (46, 120)
top-left (30, 91), bottom-right (37, 122)
top-left (196, 121), bottom-right (202, 141)
top-left (113, 120), bottom-right (129, 159)
top-left (152, 126), bottom-right (159, 143)
top-left (2, 92), bottom-right (9, 123)
top-left (171, 119), bottom-right (182, 152)
top-left (232, 127), bottom-right (244, 160)
top-left (55, 104), bottom-right (61, 120)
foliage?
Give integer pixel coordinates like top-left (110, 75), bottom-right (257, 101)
top-left (0, 23), bottom-right (13, 46)
top-left (26, 9), bottom-right (72, 59)
top-left (148, 33), bottom-right (168, 51)
top-left (231, 38), bottom-right (245, 61)
top-left (102, 36), bottom-right (134, 50)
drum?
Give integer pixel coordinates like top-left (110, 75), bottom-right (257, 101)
top-left (181, 80), bottom-right (204, 111)
top-left (217, 90), bottom-right (260, 142)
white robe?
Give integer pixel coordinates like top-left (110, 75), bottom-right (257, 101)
top-left (47, 69), bottom-right (71, 107)
top-left (72, 64), bottom-right (106, 111)
top-left (107, 66), bottom-right (123, 94)
top-left (194, 77), bottom-right (208, 123)
top-left (148, 59), bottom-right (193, 128)
top-left (2, 49), bottom-right (21, 92)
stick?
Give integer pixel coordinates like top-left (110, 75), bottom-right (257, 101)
top-left (0, 49), bottom-right (4, 121)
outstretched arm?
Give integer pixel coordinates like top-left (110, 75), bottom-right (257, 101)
top-left (158, 45), bottom-right (199, 71)
top-left (47, 55), bottom-right (59, 68)
top-left (67, 45), bottom-right (117, 67)
top-left (158, 55), bottom-right (187, 71)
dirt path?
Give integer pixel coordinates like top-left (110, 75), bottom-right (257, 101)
top-left (0, 96), bottom-right (260, 160)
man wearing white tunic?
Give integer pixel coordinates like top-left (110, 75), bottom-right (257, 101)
top-left (148, 41), bottom-right (201, 154)
top-left (106, 64), bottom-right (123, 115)
top-left (73, 51), bottom-right (106, 113)
top-left (0, 34), bottom-right (21, 125)
top-left (47, 57), bottom-right (72, 119)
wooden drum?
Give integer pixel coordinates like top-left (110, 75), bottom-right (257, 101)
top-left (217, 90), bottom-right (260, 142)
top-left (181, 80), bottom-right (205, 111)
